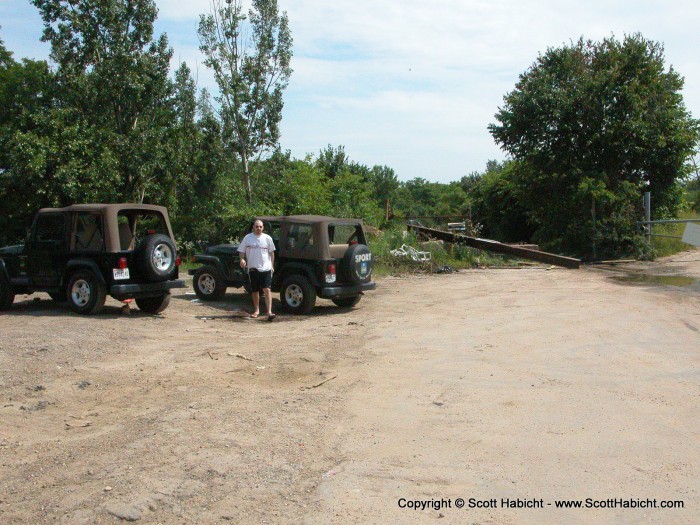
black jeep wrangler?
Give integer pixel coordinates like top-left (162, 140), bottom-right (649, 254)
top-left (189, 215), bottom-right (375, 314)
top-left (0, 204), bottom-right (185, 315)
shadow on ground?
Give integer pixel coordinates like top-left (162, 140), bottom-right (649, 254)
top-left (175, 291), bottom-right (362, 321)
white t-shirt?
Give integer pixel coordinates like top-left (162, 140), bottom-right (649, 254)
top-left (238, 233), bottom-right (275, 271)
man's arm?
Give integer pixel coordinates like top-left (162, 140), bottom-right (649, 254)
top-left (268, 236), bottom-right (275, 271)
top-left (238, 237), bottom-right (247, 268)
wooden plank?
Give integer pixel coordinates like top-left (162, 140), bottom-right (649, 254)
top-left (408, 225), bottom-right (581, 269)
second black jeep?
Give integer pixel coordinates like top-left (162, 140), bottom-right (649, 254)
top-left (189, 215), bottom-right (376, 314)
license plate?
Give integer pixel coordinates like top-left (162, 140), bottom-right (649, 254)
top-left (113, 268), bottom-right (130, 280)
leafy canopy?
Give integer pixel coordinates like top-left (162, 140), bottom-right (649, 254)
top-left (488, 34), bottom-right (700, 258)
top-left (31, 0), bottom-right (175, 201)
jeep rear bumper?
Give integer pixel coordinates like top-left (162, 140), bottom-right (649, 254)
top-left (111, 280), bottom-right (186, 300)
top-left (319, 282), bottom-right (376, 298)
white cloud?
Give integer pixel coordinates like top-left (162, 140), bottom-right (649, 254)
top-left (3, 0), bottom-right (700, 181)
top-left (275, 0), bottom-right (700, 180)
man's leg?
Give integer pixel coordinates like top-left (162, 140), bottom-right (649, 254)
top-left (263, 288), bottom-right (272, 316)
top-left (251, 291), bottom-right (260, 317)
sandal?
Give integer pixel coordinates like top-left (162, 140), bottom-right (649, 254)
top-left (267, 314), bottom-right (276, 322)
top-left (250, 313), bottom-right (259, 319)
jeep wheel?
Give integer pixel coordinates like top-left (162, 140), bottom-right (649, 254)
top-left (331, 295), bottom-right (361, 308)
top-left (137, 234), bottom-right (177, 282)
top-left (67, 270), bottom-right (106, 315)
top-left (136, 293), bottom-right (171, 314)
top-left (0, 274), bottom-right (15, 310)
top-left (343, 244), bottom-right (373, 284)
top-left (193, 265), bottom-right (226, 301)
top-left (281, 275), bottom-right (316, 314)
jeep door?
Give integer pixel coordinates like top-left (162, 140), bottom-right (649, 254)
top-left (26, 212), bottom-right (69, 287)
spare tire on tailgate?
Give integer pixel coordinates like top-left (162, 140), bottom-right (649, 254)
top-left (137, 234), bottom-right (177, 282)
top-left (342, 244), bottom-right (373, 284)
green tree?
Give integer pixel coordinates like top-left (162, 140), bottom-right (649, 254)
top-left (198, 0), bottom-right (293, 204)
top-left (329, 168), bottom-right (381, 223)
top-left (31, 0), bottom-right (176, 202)
top-left (174, 89), bottom-right (244, 248)
top-left (369, 165), bottom-right (399, 222)
top-left (393, 178), bottom-right (442, 220)
top-left (435, 182), bottom-right (470, 218)
top-left (0, 37), bottom-right (58, 244)
top-left (168, 62), bottom-right (200, 210)
top-left (489, 34), bottom-right (700, 257)
top-left (255, 151), bottom-right (332, 216)
top-left (316, 144), bottom-right (348, 179)
top-left (470, 161), bottom-right (535, 242)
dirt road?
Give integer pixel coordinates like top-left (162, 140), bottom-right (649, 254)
top-left (1, 250), bottom-right (699, 524)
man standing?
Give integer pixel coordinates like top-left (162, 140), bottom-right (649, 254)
top-left (238, 219), bottom-right (276, 320)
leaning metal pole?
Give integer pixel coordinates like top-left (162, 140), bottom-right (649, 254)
top-left (407, 224), bottom-right (581, 269)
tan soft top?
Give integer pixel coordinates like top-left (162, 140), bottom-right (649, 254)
top-left (255, 215), bottom-right (364, 226)
top-left (37, 204), bottom-right (174, 252)
top-left (40, 203), bottom-right (168, 214)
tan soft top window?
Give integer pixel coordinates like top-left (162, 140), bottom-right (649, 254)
top-left (328, 223), bottom-right (364, 245)
top-left (286, 224), bottom-right (314, 251)
top-left (73, 213), bottom-right (104, 251)
top-left (117, 210), bottom-right (168, 250)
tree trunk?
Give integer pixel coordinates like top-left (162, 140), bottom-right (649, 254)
top-left (242, 152), bottom-right (252, 204)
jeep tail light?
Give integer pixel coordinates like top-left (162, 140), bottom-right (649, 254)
top-left (176, 256), bottom-right (181, 267)
top-left (118, 257), bottom-right (128, 270)
top-left (325, 263), bottom-right (337, 284)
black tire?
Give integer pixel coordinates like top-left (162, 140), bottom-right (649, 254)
top-left (136, 293), bottom-right (171, 314)
top-left (0, 273), bottom-right (15, 311)
top-left (331, 295), bottom-right (362, 308)
top-left (49, 291), bottom-right (66, 302)
top-left (67, 270), bottom-right (106, 315)
top-left (280, 275), bottom-right (316, 314)
top-left (193, 265), bottom-right (227, 301)
top-left (343, 244), bottom-right (373, 284)
top-left (136, 234), bottom-right (177, 282)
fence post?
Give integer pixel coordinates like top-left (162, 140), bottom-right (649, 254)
top-left (643, 192), bottom-right (651, 242)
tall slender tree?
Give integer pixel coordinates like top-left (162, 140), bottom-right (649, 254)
top-left (198, 0), bottom-right (293, 204)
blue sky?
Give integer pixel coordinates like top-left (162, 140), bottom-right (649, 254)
top-left (2, 0), bottom-right (699, 183)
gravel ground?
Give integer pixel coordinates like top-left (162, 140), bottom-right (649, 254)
top-left (1, 249), bottom-right (699, 524)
